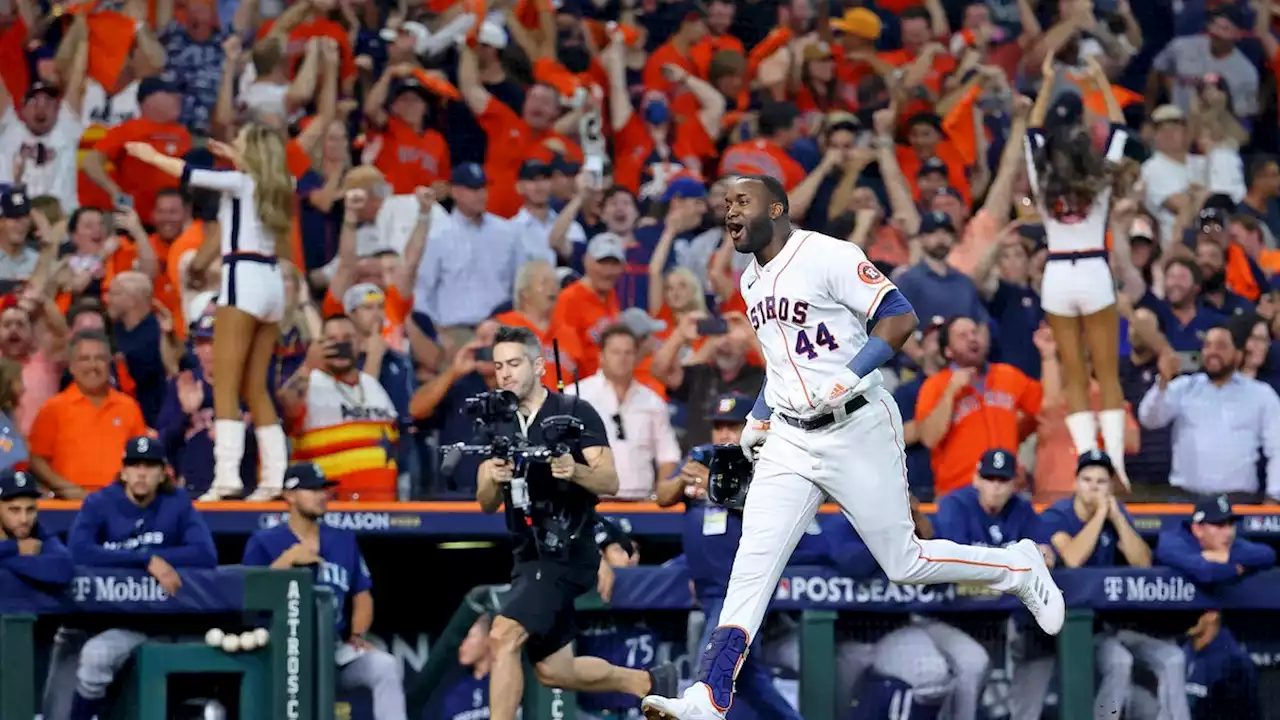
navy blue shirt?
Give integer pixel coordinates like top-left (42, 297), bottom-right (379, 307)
top-left (0, 523), bottom-right (73, 588)
top-left (1118, 355), bottom-right (1172, 486)
top-left (933, 486), bottom-right (1046, 547)
top-left (987, 281), bottom-right (1043, 379)
top-left (577, 624), bottom-right (661, 711)
top-left (571, 223), bottom-right (681, 311)
top-left (298, 170), bottom-right (340, 273)
top-left (896, 263), bottom-right (991, 328)
top-left (1236, 198), bottom-right (1280, 239)
top-left (153, 370), bottom-right (258, 497)
top-left (243, 523), bottom-right (373, 637)
top-left (68, 484), bottom-right (217, 568)
top-left (1039, 498), bottom-right (1135, 567)
top-left (892, 375), bottom-right (935, 500)
top-left (1184, 628), bottom-right (1262, 720)
top-left (1154, 523), bottom-right (1277, 585)
top-left (1140, 292), bottom-right (1227, 354)
top-left (114, 314), bottom-right (168, 425)
top-left (426, 373), bottom-right (493, 495)
top-left (1200, 291), bottom-right (1254, 318)
top-left (815, 513), bottom-right (878, 578)
top-left (426, 668), bottom-right (490, 720)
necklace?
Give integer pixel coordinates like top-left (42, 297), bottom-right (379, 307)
top-left (332, 374), bottom-right (366, 407)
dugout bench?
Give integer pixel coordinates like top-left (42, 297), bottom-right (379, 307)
top-left (414, 566), bottom-right (1280, 720)
top-left (0, 567), bottom-right (338, 720)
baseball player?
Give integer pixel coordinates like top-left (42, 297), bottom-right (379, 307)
top-left (0, 467), bottom-right (73, 588)
top-left (1154, 495), bottom-right (1277, 585)
top-left (50, 436), bottom-right (218, 720)
top-left (426, 615), bottom-right (494, 720)
top-left (1171, 611), bottom-right (1261, 720)
top-left (242, 462), bottom-right (407, 720)
top-left (642, 175), bottom-right (1063, 720)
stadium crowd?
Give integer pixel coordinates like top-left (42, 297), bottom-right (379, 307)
top-left (3, 0), bottom-right (1280, 715)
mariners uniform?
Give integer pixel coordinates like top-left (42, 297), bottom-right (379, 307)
top-left (178, 166), bottom-right (286, 322)
top-left (242, 463), bottom-right (406, 720)
top-left (577, 623), bottom-right (663, 719)
top-left (644, 229), bottom-right (1061, 718)
top-left (1023, 123), bottom-right (1128, 318)
top-left (0, 468), bottom-right (74, 588)
top-left (1180, 625), bottom-right (1262, 720)
top-left (46, 438), bottom-right (217, 720)
top-left (428, 669), bottom-right (491, 720)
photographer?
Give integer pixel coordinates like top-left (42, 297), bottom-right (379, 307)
top-left (474, 326), bottom-right (676, 720)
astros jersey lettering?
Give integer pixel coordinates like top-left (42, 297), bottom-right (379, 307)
top-left (291, 369), bottom-right (400, 501)
top-left (739, 231), bottom-right (895, 415)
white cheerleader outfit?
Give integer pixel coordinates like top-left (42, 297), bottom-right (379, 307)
top-left (1023, 125), bottom-right (1129, 317)
top-left (179, 166), bottom-right (286, 323)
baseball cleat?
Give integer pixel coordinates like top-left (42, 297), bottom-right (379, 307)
top-left (642, 682), bottom-right (727, 720)
top-left (1009, 539), bottom-right (1065, 635)
top-left (647, 661), bottom-right (679, 699)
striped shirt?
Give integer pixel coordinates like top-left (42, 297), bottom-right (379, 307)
top-left (1137, 372), bottom-right (1280, 499)
top-left (412, 208), bottom-right (524, 326)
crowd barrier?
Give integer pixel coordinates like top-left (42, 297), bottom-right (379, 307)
top-left (32, 500), bottom-right (1280, 539)
top-left (0, 567), bottom-right (331, 720)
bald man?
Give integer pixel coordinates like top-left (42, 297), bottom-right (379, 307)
top-left (106, 271), bottom-right (179, 424)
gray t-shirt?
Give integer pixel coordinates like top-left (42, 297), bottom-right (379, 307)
top-left (0, 246), bottom-right (40, 281)
top-left (1152, 36), bottom-right (1259, 116)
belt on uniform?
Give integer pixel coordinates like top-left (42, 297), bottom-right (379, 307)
top-left (777, 394), bottom-right (869, 432)
top-left (225, 252), bottom-right (279, 265)
top-left (1046, 249), bottom-right (1107, 263)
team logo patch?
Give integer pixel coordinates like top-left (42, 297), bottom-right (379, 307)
top-left (717, 397), bottom-right (737, 414)
top-left (857, 262), bottom-right (884, 284)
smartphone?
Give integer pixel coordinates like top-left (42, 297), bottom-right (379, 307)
top-left (474, 346), bottom-right (494, 362)
top-left (583, 155), bottom-right (605, 190)
top-left (696, 317), bottom-right (729, 336)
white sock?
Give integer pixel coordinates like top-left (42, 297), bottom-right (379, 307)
top-left (1098, 408), bottom-right (1127, 475)
top-left (213, 419), bottom-right (247, 492)
top-left (255, 424), bottom-right (288, 491)
top-left (1063, 412), bottom-right (1099, 456)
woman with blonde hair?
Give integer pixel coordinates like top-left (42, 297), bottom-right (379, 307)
top-left (125, 123), bottom-right (294, 501)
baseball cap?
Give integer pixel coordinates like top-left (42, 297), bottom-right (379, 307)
top-left (451, 163), bottom-right (487, 190)
top-left (906, 112), bottom-right (944, 134)
top-left (0, 468), bottom-right (39, 501)
top-left (619, 307), bottom-right (666, 338)
top-left (710, 392), bottom-right (753, 423)
top-left (519, 159), bottom-right (550, 181)
top-left (586, 233), bottom-right (626, 262)
top-left (661, 175), bottom-right (707, 203)
top-left (0, 187), bottom-right (30, 219)
top-left (123, 436), bottom-right (166, 465)
top-left (1151, 104), bottom-right (1187, 124)
top-left (1046, 93), bottom-right (1083, 129)
top-left (343, 282), bottom-right (386, 313)
top-left (977, 448), bottom-right (1017, 480)
top-left (1076, 449), bottom-right (1116, 476)
top-left (934, 186), bottom-right (964, 202)
top-left (478, 20), bottom-right (508, 49)
top-left (550, 153), bottom-right (581, 175)
top-left (1191, 495), bottom-right (1237, 525)
top-left (190, 309), bottom-right (215, 340)
top-left (381, 20), bottom-right (430, 55)
top-left (138, 75), bottom-right (181, 103)
top-left (284, 462), bottom-right (338, 491)
top-left (1198, 206), bottom-right (1230, 228)
top-left (918, 157), bottom-right (948, 178)
top-left (830, 7), bottom-right (882, 39)
top-left (23, 81), bottom-right (59, 103)
top-left (390, 77), bottom-right (432, 102)
top-left (918, 211), bottom-right (955, 235)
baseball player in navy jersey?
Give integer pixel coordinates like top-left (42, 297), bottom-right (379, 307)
top-left (46, 436), bottom-right (218, 720)
top-left (1154, 495), bottom-right (1277, 585)
top-left (933, 449), bottom-right (1053, 563)
top-left (427, 615), bottom-right (494, 720)
top-left (643, 175), bottom-right (1063, 719)
top-left (0, 467), bottom-right (73, 588)
top-left (242, 462), bottom-right (407, 720)
top-left (1171, 611), bottom-right (1262, 720)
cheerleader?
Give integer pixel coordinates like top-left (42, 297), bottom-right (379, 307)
top-left (124, 123), bottom-right (293, 501)
top-left (1025, 54), bottom-right (1133, 487)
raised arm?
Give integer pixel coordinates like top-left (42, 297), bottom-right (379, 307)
top-left (457, 43), bottom-right (494, 118)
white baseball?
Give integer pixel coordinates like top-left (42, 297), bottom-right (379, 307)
top-left (253, 628), bottom-right (270, 647)
top-left (221, 633), bottom-right (241, 653)
top-left (205, 628), bottom-right (225, 647)
top-left (239, 631), bottom-right (258, 651)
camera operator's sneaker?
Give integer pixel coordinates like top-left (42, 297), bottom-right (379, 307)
top-left (642, 683), bottom-right (726, 720)
top-left (647, 662), bottom-right (678, 699)
top-left (1009, 539), bottom-right (1065, 635)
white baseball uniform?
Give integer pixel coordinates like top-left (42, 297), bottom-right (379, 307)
top-left (718, 230), bottom-right (1041, 656)
top-left (1023, 126), bottom-right (1128, 317)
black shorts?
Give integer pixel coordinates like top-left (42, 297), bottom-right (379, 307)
top-left (500, 559), bottom-right (597, 662)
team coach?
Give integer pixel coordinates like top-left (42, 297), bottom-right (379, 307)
top-left (476, 325), bottom-right (676, 720)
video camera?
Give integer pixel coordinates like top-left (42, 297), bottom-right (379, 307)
top-left (439, 390), bottom-right (586, 510)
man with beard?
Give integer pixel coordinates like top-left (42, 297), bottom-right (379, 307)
top-left (243, 462), bottom-right (408, 720)
top-left (895, 211), bottom-right (991, 328)
top-left (0, 467), bottom-right (74, 589)
top-left (1, 301), bottom-right (69, 436)
top-left (1193, 232), bottom-right (1252, 317)
top-left (1141, 258), bottom-right (1227, 361)
top-left (1139, 324), bottom-right (1280, 501)
top-left (0, 73), bottom-right (89, 212)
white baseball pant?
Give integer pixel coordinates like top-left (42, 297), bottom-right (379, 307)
top-left (716, 386), bottom-right (1037, 658)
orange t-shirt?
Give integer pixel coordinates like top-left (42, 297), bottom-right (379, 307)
top-left (551, 280), bottom-right (621, 379)
top-left (477, 97), bottom-right (584, 218)
top-left (718, 138), bottom-right (807, 190)
top-left (493, 310), bottom-right (586, 391)
top-left (642, 42), bottom-right (698, 96)
top-left (689, 34), bottom-right (746, 78)
top-left (94, 118), bottom-right (193, 224)
top-left (879, 48), bottom-right (957, 98)
top-left (373, 117), bottom-right (450, 194)
top-left (28, 384), bottom-right (148, 493)
top-left (104, 233), bottom-right (184, 337)
top-left (915, 363), bottom-right (1043, 497)
top-left (612, 113), bottom-right (714, 196)
top-left (896, 142), bottom-right (971, 205)
top-left (258, 17), bottom-right (357, 80)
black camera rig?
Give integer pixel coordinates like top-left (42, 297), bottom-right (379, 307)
top-left (439, 390), bottom-right (586, 480)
